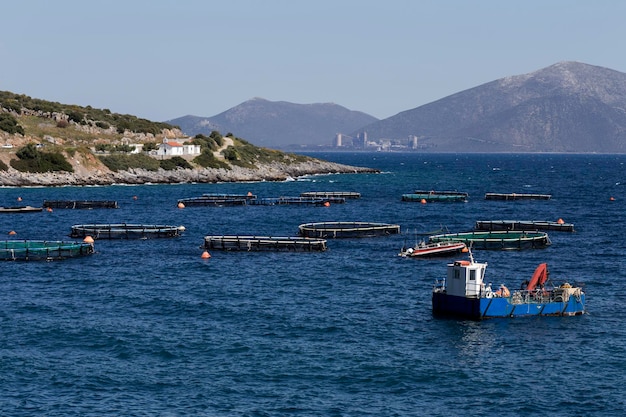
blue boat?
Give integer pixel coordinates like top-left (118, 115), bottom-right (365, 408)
top-left (432, 252), bottom-right (585, 319)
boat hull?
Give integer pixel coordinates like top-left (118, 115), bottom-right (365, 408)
top-left (432, 292), bottom-right (585, 319)
top-left (400, 242), bottom-right (466, 258)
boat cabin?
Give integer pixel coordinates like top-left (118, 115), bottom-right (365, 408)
top-left (446, 260), bottom-right (488, 298)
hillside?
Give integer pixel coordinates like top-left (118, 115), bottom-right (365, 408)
top-left (354, 61), bottom-right (626, 152)
top-left (0, 93), bottom-right (376, 186)
top-left (167, 98), bottom-right (378, 149)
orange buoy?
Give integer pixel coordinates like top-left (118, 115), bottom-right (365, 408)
top-left (323, 201), bottom-right (330, 207)
top-left (557, 218), bottom-right (564, 224)
top-left (420, 198), bottom-right (427, 204)
top-left (133, 195), bottom-right (138, 200)
top-left (83, 236), bottom-right (95, 244)
top-left (610, 196), bottom-right (615, 201)
top-left (247, 191), bottom-right (253, 196)
top-left (201, 250), bottom-right (211, 259)
top-left (17, 197), bottom-right (22, 202)
top-left (461, 247), bottom-right (469, 253)
top-left (8, 230), bottom-right (16, 235)
top-left (177, 202), bottom-right (185, 209)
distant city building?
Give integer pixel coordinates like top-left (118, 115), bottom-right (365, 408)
top-left (334, 133), bottom-right (343, 147)
top-left (408, 135), bottom-right (418, 149)
top-left (354, 133), bottom-right (366, 148)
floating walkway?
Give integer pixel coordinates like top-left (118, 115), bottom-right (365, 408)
top-left (475, 220), bottom-right (575, 232)
top-left (428, 230), bottom-right (551, 250)
top-left (204, 235), bottom-right (327, 252)
top-left (0, 240), bottom-right (94, 261)
top-left (485, 193), bottom-right (552, 200)
top-left (43, 200), bottom-right (118, 209)
top-left (298, 221), bottom-right (401, 238)
top-left (402, 190), bottom-right (468, 202)
top-left (300, 191), bottom-right (361, 199)
top-left (70, 224), bottom-right (184, 239)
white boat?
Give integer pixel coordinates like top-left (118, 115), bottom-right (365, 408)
top-left (399, 240), bottom-right (467, 258)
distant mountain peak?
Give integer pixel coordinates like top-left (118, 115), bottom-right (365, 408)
top-left (167, 99), bottom-right (378, 148)
top-left (355, 61), bottom-right (626, 153)
top-left (169, 62), bottom-right (626, 153)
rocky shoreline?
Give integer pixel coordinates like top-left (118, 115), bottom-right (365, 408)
top-left (0, 160), bottom-right (379, 187)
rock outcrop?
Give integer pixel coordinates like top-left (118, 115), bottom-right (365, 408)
top-left (0, 160), bottom-right (378, 187)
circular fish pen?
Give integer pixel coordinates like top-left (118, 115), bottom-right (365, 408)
top-left (70, 224), bottom-right (184, 239)
top-left (0, 240), bottom-right (95, 261)
top-left (428, 230), bottom-right (551, 250)
top-left (298, 221), bottom-right (401, 238)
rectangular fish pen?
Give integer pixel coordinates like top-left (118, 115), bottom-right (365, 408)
top-left (204, 235), bottom-right (327, 252)
top-left (178, 197), bottom-right (247, 207)
top-left (475, 220), bottom-right (575, 232)
top-left (247, 197), bottom-right (339, 206)
top-left (43, 200), bottom-right (119, 209)
top-left (0, 240), bottom-right (95, 261)
top-left (402, 190), bottom-right (468, 202)
top-left (71, 224), bottom-right (183, 239)
top-left (300, 191), bottom-right (361, 199)
top-left (485, 193), bottom-right (552, 200)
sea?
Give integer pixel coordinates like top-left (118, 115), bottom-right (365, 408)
top-left (1, 152), bottom-right (625, 416)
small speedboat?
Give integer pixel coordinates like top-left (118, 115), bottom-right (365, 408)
top-left (399, 240), bottom-right (467, 258)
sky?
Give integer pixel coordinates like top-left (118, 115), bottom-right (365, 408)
top-left (2, 0), bottom-right (625, 122)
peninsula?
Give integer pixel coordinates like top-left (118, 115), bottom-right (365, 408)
top-left (0, 92), bottom-right (377, 186)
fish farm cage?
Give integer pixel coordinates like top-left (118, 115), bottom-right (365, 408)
top-left (300, 191), bottom-right (361, 199)
top-left (178, 197), bottom-right (248, 207)
top-left (0, 240), bottom-right (95, 261)
top-left (401, 190), bottom-right (468, 203)
top-left (43, 200), bottom-right (119, 209)
top-left (247, 196), bottom-right (342, 206)
top-left (204, 235), bottom-right (328, 252)
top-left (485, 193), bottom-right (552, 200)
top-left (475, 220), bottom-right (575, 232)
top-left (298, 221), bottom-right (401, 238)
top-left (70, 224), bottom-right (184, 239)
top-left (428, 230), bottom-right (551, 250)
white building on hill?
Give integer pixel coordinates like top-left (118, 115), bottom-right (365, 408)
top-left (155, 138), bottom-right (201, 157)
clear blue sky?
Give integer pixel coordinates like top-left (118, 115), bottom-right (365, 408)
top-left (2, 0), bottom-right (624, 122)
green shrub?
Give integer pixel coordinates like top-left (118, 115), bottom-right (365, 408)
top-left (0, 113), bottom-right (25, 135)
top-left (191, 134), bottom-right (220, 152)
top-left (142, 142), bottom-right (158, 152)
top-left (160, 156), bottom-right (193, 170)
top-left (67, 111), bottom-right (84, 124)
top-left (10, 143), bottom-right (73, 172)
top-left (98, 153), bottom-right (160, 171)
top-left (0, 159), bottom-right (8, 171)
top-left (193, 150), bottom-right (230, 169)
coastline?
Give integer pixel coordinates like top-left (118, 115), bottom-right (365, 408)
top-left (0, 160), bottom-right (379, 187)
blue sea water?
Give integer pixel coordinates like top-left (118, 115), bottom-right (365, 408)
top-left (0, 152), bottom-right (625, 416)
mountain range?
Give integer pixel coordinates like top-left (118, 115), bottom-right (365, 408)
top-left (167, 99), bottom-right (378, 149)
top-left (168, 62), bottom-right (626, 153)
